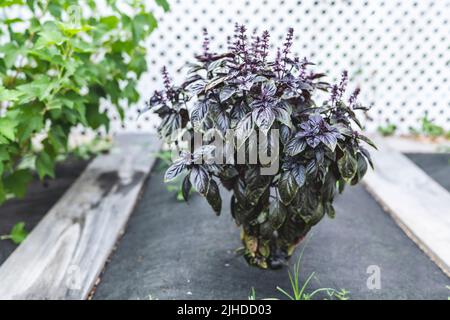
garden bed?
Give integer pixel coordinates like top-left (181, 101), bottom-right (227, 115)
top-left (1, 138), bottom-right (448, 300)
top-left (92, 165), bottom-right (450, 300)
top-left (0, 158), bottom-right (90, 266)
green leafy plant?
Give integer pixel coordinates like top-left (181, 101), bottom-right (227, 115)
top-left (146, 25), bottom-right (374, 269)
top-left (250, 243), bottom-right (350, 300)
top-left (377, 123), bottom-right (396, 137)
top-left (410, 112), bottom-right (449, 139)
top-left (67, 136), bottom-right (112, 160)
top-left (248, 287), bottom-right (257, 300)
top-left (276, 258), bottom-right (349, 300)
top-left (0, 0), bottom-right (168, 203)
top-left (0, 221), bottom-right (28, 244)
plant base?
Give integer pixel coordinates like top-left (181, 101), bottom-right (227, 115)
top-left (241, 223), bottom-right (310, 270)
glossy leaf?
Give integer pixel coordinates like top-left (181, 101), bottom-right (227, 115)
top-left (182, 174), bottom-right (192, 201)
top-left (190, 166), bottom-right (210, 195)
top-left (164, 160), bottom-right (187, 182)
top-left (278, 171), bottom-right (299, 205)
top-left (206, 179), bottom-right (222, 215)
top-left (268, 198), bottom-right (287, 230)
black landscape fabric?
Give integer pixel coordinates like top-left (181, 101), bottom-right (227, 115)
top-left (94, 161), bottom-right (450, 300)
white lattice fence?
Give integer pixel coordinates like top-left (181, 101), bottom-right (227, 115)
top-left (107, 0), bottom-right (450, 134)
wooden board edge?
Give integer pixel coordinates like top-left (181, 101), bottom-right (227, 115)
top-left (0, 134), bottom-right (162, 300)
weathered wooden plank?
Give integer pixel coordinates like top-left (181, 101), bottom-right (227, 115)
top-left (379, 135), bottom-right (450, 153)
top-left (363, 137), bottom-right (450, 277)
top-left (0, 134), bottom-right (161, 299)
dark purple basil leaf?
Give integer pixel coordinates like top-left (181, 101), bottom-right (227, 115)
top-left (148, 91), bottom-right (164, 107)
top-left (205, 76), bottom-right (229, 91)
top-left (278, 171), bottom-right (299, 205)
top-left (297, 81), bottom-right (314, 91)
top-left (315, 148), bottom-right (325, 163)
top-left (238, 81), bottom-right (253, 91)
top-left (219, 87), bottom-right (236, 102)
top-left (359, 146), bottom-right (374, 169)
top-left (261, 80), bottom-right (277, 97)
top-left (306, 159), bottom-right (317, 174)
top-left (185, 62), bottom-right (204, 74)
top-left (352, 103), bottom-right (370, 111)
top-left (230, 195), bottom-right (237, 220)
top-left (274, 107), bottom-right (291, 127)
top-left (164, 160), bottom-right (186, 182)
top-left (182, 174), bottom-right (192, 201)
top-left (309, 114), bottom-right (324, 126)
top-left (246, 182), bottom-right (271, 207)
top-left (159, 113), bottom-right (182, 139)
top-left (215, 111), bottom-right (230, 134)
top-left (285, 137), bottom-right (307, 156)
top-left (249, 98), bottom-right (264, 109)
top-left (350, 152), bottom-right (368, 185)
top-left (207, 59), bottom-right (225, 72)
top-left (253, 75), bottom-right (268, 83)
top-left (235, 112), bottom-right (254, 147)
top-left (252, 106), bottom-right (276, 134)
top-left (182, 74), bottom-right (203, 88)
top-left (279, 124), bottom-right (292, 145)
top-left (190, 165), bottom-right (210, 195)
top-left (292, 164), bottom-right (306, 187)
top-left (319, 132), bottom-right (338, 151)
top-left (308, 72), bottom-right (326, 80)
top-left (268, 198), bottom-right (287, 230)
top-left (206, 179), bottom-right (222, 215)
top-left (245, 170), bottom-right (272, 206)
top-left (337, 152), bottom-right (358, 181)
top-left (230, 101), bottom-right (250, 120)
top-left (186, 79), bottom-right (207, 94)
top-left (219, 166), bottom-right (239, 180)
top-left (234, 75), bottom-right (256, 91)
top-left (281, 88), bottom-right (300, 99)
top-left (335, 123), bottom-right (353, 137)
top-left (306, 136), bottom-right (320, 148)
top-left (324, 202), bottom-right (336, 219)
top-left (357, 134), bottom-right (377, 150)
top-left (191, 100), bottom-right (208, 125)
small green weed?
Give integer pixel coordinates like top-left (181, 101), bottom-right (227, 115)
top-left (249, 243), bottom-right (350, 300)
top-left (0, 222), bottom-right (28, 244)
top-left (377, 123), bottom-right (397, 137)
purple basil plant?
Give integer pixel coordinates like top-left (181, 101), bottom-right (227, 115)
top-left (144, 25), bottom-right (375, 269)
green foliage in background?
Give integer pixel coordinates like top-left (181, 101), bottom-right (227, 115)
top-left (377, 123), bottom-right (396, 137)
top-left (409, 112), bottom-right (450, 139)
top-left (0, 0), bottom-right (169, 203)
top-left (0, 221), bottom-right (28, 244)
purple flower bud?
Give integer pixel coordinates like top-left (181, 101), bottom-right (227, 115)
top-left (282, 27), bottom-right (294, 58)
top-left (348, 87), bottom-right (360, 108)
top-left (161, 66), bottom-right (175, 99)
top-left (202, 28), bottom-right (211, 58)
top-left (260, 30), bottom-right (270, 62)
top-left (338, 70), bottom-right (348, 99)
top-left (274, 47), bottom-right (283, 76)
top-left (330, 84), bottom-right (339, 106)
